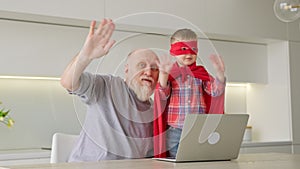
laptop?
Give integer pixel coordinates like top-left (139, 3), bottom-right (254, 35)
top-left (153, 114), bottom-right (249, 162)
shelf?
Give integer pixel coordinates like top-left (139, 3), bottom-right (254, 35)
top-left (0, 149), bottom-right (50, 161)
top-left (241, 141), bottom-right (292, 148)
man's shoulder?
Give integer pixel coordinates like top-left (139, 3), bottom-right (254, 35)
top-left (96, 74), bottom-right (127, 88)
top-left (85, 73), bottom-right (123, 82)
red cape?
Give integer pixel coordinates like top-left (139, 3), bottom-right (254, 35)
top-left (153, 63), bottom-right (225, 157)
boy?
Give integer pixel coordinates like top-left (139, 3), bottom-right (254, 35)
top-left (154, 29), bottom-right (226, 158)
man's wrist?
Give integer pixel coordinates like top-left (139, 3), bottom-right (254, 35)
top-left (77, 54), bottom-right (93, 67)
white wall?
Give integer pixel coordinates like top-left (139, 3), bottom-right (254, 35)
top-left (225, 86), bottom-right (247, 114)
top-left (247, 41), bottom-right (291, 142)
top-left (0, 79), bottom-right (86, 150)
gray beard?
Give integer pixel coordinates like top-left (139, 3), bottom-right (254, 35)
top-left (130, 80), bottom-right (152, 102)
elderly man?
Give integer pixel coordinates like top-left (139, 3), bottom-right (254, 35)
top-left (60, 19), bottom-right (159, 161)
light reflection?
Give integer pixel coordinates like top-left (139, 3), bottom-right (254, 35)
top-left (0, 76), bottom-right (60, 81)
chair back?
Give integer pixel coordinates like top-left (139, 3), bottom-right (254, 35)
top-left (50, 133), bottom-right (78, 163)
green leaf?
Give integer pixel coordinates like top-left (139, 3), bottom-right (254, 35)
top-left (0, 109), bottom-right (9, 117)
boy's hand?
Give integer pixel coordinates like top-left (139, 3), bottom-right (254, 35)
top-left (209, 54), bottom-right (225, 83)
top-left (157, 54), bottom-right (174, 74)
top-left (156, 54), bottom-right (174, 88)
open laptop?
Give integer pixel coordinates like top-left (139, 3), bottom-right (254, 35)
top-left (153, 114), bottom-right (249, 162)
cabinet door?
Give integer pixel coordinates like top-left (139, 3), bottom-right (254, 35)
top-left (0, 19), bottom-right (171, 78)
top-left (290, 42), bottom-right (300, 147)
top-left (207, 40), bottom-right (268, 83)
top-left (0, 19), bottom-right (88, 77)
top-left (0, 0), bottom-right (104, 20)
top-left (1, 17), bottom-right (267, 83)
top-left (105, 0), bottom-right (287, 41)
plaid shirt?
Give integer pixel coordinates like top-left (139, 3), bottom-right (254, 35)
top-left (159, 74), bottom-right (225, 129)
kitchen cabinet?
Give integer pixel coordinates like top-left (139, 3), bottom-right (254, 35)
top-left (0, 19), bottom-right (87, 77)
top-left (199, 39), bottom-right (267, 83)
top-left (0, 15), bottom-right (268, 84)
top-left (0, 0), bottom-right (104, 20)
top-left (289, 41), bottom-right (300, 153)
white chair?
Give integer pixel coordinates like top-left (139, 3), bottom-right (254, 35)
top-left (50, 133), bottom-right (79, 163)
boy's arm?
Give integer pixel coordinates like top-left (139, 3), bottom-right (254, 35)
top-left (158, 72), bottom-right (169, 88)
top-left (157, 54), bottom-right (174, 88)
top-left (156, 54), bottom-right (173, 99)
top-left (209, 54), bottom-right (225, 83)
top-left (158, 69), bottom-right (171, 100)
top-left (202, 54), bottom-right (226, 97)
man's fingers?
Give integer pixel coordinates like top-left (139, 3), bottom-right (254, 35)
top-left (88, 20), bottom-right (96, 36)
top-left (106, 20), bottom-right (115, 38)
top-left (100, 21), bottom-right (115, 45)
top-left (95, 19), bottom-right (108, 35)
top-left (103, 40), bottom-right (116, 54)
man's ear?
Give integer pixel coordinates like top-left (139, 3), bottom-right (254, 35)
top-left (125, 64), bottom-right (128, 74)
top-left (124, 64), bottom-right (129, 80)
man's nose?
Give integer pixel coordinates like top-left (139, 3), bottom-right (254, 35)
top-left (143, 67), bottom-right (152, 76)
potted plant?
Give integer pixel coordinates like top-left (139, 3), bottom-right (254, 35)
top-left (0, 101), bottom-right (14, 127)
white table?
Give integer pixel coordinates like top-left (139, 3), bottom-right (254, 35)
top-left (3, 153), bottom-right (300, 169)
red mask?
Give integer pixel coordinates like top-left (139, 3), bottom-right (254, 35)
top-left (169, 41), bottom-right (198, 56)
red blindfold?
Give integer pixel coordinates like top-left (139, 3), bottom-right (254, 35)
top-left (170, 41), bottom-right (198, 56)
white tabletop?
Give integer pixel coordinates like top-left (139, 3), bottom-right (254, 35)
top-left (3, 153), bottom-right (300, 169)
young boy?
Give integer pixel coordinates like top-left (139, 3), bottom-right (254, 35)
top-left (154, 28), bottom-right (226, 158)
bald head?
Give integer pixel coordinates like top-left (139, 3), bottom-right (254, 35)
top-left (126, 49), bottom-right (158, 62)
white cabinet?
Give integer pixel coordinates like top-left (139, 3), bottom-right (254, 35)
top-left (0, 19), bottom-right (87, 77)
top-left (0, 19), bottom-right (170, 78)
top-left (0, 0), bottom-right (104, 20)
top-left (0, 16), bottom-right (268, 84)
top-left (105, 0), bottom-right (288, 41)
top-left (289, 41), bottom-right (300, 152)
top-left (199, 39), bottom-right (268, 83)
top-left (0, 149), bottom-right (50, 166)
top-left (88, 30), bottom-right (268, 84)
top-left (0, 0), bottom-right (291, 41)
top-left (240, 141), bottom-right (292, 154)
